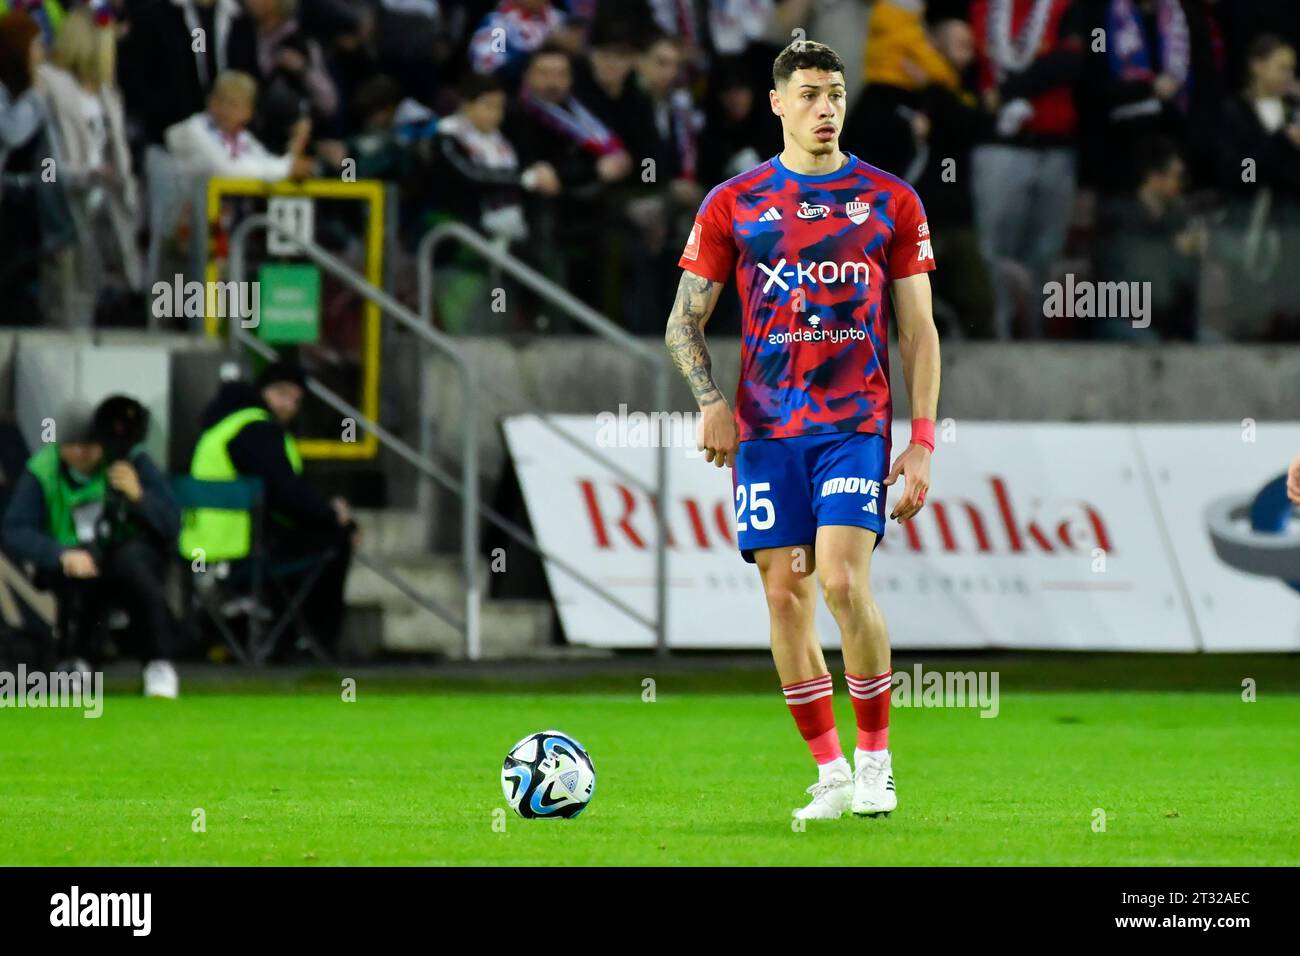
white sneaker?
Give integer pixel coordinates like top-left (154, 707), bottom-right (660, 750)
top-left (852, 750), bottom-right (897, 816)
top-left (792, 765), bottom-right (853, 820)
top-left (142, 660), bottom-right (179, 699)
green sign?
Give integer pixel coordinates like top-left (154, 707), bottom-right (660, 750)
top-left (256, 264), bottom-right (321, 344)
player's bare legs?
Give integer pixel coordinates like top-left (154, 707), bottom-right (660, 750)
top-left (815, 525), bottom-right (888, 674)
top-left (755, 545), bottom-right (823, 683)
top-left (755, 544), bottom-right (853, 818)
top-left (816, 524), bottom-right (896, 815)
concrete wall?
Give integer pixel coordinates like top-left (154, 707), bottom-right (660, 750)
top-left (4, 329), bottom-right (1297, 510)
top-left (424, 338), bottom-right (1300, 485)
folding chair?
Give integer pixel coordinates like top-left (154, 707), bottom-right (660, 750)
top-left (171, 476), bottom-right (337, 666)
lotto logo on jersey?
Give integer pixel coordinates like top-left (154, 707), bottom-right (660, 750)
top-left (796, 201), bottom-right (830, 220)
top-left (757, 258), bottom-right (870, 292)
top-left (820, 475), bottom-right (882, 513)
top-left (682, 221), bottom-right (702, 261)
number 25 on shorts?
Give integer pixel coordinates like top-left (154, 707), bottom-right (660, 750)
top-left (736, 482), bottom-right (776, 532)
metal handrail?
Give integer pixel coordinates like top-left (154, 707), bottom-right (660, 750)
top-left (227, 213), bottom-right (482, 658)
top-left (416, 221), bottom-right (672, 654)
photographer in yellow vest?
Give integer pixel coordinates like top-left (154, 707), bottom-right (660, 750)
top-left (184, 362), bottom-right (357, 660)
top-left (1, 396), bottom-right (183, 696)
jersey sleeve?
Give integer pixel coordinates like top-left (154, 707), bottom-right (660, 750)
top-left (677, 187), bottom-right (737, 283)
top-left (888, 186), bottom-right (936, 280)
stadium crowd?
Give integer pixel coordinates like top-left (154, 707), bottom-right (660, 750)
top-left (0, 0), bottom-right (1298, 340)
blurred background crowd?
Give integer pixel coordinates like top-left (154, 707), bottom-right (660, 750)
top-left (0, 0), bottom-right (1298, 342)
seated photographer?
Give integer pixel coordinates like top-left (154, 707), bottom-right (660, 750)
top-left (0, 397), bottom-right (183, 697)
top-left (184, 362), bottom-right (356, 660)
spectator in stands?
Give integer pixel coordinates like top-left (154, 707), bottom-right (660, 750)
top-left (621, 31), bottom-right (705, 333)
top-left (470, 0), bottom-right (568, 87)
top-left (697, 57), bottom-right (769, 185)
top-left (1213, 33), bottom-right (1300, 339)
top-left (0, 5), bottom-right (42, 195)
top-left (1095, 0), bottom-right (1222, 195)
top-left (427, 72), bottom-right (559, 246)
top-left (1, 395), bottom-right (182, 697)
top-left (1095, 136), bottom-right (1206, 340)
top-left (184, 362), bottom-right (356, 660)
top-left (970, 0), bottom-right (1087, 338)
top-left (118, 0), bottom-right (258, 144)
top-left (847, 11), bottom-right (995, 337)
top-left (503, 42), bottom-right (632, 320)
top-left (0, 7), bottom-right (55, 327)
top-left (38, 5), bottom-right (143, 327)
top-left (164, 69), bottom-right (314, 181)
top-left (421, 72), bottom-right (561, 331)
top-left (245, 0), bottom-right (338, 153)
top-left (572, 17), bottom-right (643, 148)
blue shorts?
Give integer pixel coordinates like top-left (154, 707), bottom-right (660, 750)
top-left (733, 432), bottom-right (890, 563)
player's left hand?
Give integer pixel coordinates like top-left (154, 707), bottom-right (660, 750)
top-left (884, 444), bottom-right (930, 522)
top-left (1287, 450), bottom-right (1300, 505)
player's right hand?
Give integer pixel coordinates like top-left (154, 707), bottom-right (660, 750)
top-left (698, 400), bottom-right (739, 468)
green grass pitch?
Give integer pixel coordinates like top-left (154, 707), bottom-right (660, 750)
top-left (2, 670), bottom-right (1298, 866)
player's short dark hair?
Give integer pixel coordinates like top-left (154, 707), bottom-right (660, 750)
top-left (772, 40), bottom-right (845, 89)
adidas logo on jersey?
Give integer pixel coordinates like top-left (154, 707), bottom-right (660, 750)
top-left (759, 207), bottom-right (782, 222)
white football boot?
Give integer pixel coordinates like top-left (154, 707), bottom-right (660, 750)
top-left (143, 660), bottom-right (179, 699)
top-left (792, 763), bottom-right (853, 820)
top-left (852, 750), bottom-right (897, 816)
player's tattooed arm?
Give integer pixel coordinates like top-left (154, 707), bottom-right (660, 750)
top-left (665, 271), bottom-right (726, 407)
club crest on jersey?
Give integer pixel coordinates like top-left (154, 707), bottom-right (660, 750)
top-left (796, 201), bottom-right (829, 220)
top-left (846, 198), bottom-right (872, 225)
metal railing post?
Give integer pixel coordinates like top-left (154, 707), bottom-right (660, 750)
top-left (228, 213), bottom-right (483, 660)
top-left (654, 362), bottom-right (671, 657)
top-left (417, 221), bottom-right (677, 655)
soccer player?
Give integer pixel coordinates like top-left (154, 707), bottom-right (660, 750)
top-left (664, 40), bottom-right (940, 819)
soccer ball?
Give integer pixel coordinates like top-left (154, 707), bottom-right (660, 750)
top-left (501, 730), bottom-right (596, 819)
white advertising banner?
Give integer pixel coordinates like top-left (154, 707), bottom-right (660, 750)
top-left (502, 416), bottom-right (1300, 652)
top-left (1137, 424), bottom-right (1300, 652)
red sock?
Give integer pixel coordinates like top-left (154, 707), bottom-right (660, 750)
top-left (846, 670), bottom-right (891, 752)
top-left (782, 674), bottom-right (842, 764)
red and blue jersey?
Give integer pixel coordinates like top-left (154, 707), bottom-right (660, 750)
top-left (678, 153), bottom-right (935, 443)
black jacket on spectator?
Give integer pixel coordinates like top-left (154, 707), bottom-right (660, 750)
top-left (1213, 95), bottom-right (1300, 201)
top-left (501, 100), bottom-right (603, 202)
top-left (195, 381), bottom-right (336, 534)
top-left (118, 0), bottom-right (259, 144)
top-left (423, 125), bottom-right (526, 230)
top-left (571, 57), bottom-right (650, 162)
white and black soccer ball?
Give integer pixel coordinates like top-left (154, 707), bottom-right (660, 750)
top-left (501, 730), bottom-right (596, 819)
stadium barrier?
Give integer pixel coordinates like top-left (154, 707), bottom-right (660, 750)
top-left (504, 416), bottom-right (1300, 652)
